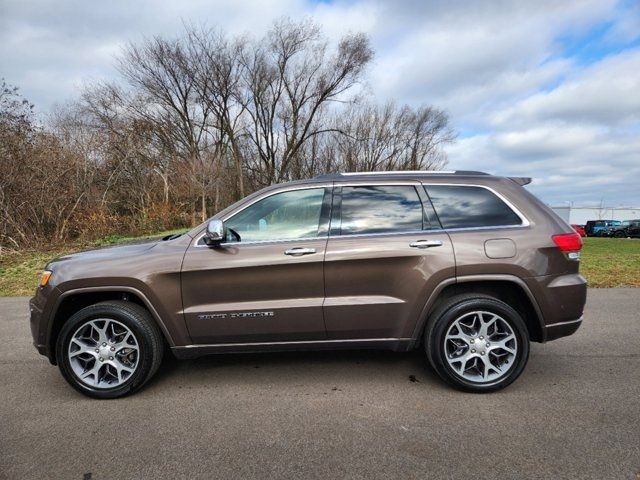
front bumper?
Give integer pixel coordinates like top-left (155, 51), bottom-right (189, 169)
top-left (29, 285), bottom-right (60, 363)
top-left (29, 296), bottom-right (48, 356)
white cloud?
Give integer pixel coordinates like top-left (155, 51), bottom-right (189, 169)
top-left (1, 0), bottom-right (639, 206)
top-left (492, 49), bottom-right (640, 127)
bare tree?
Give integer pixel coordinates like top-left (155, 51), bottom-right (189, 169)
top-left (329, 101), bottom-right (454, 172)
top-left (240, 18), bottom-right (373, 186)
top-left (0, 19), bottom-right (457, 250)
top-left (187, 27), bottom-right (248, 198)
top-left (116, 36), bottom-right (219, 221)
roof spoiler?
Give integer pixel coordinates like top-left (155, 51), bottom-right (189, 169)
top-left (509, 177), bottom-right (532, 186)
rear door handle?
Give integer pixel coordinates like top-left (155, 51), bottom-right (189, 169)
top-left (409, 240), bottom-right (443, 249)
top-left (284, 247), bottom-right (316, 256)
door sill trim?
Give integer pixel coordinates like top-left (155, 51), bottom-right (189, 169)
top-left (172, 338), bottom-right (413, 358)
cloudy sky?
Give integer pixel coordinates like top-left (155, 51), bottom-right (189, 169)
top-left (1, 0), bottom-right (639, 206)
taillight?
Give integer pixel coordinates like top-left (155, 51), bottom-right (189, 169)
top-left (552, 233), bottom-right (583, 252)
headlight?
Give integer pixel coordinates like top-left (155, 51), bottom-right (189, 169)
top-left (39, 270), bottom-right (52, 287)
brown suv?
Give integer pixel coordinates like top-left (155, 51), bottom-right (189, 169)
top-left (29, 171), bottom-right (587, 398)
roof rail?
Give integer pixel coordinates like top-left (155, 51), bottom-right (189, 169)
top-left (314, 170), bottom-right (490, 179)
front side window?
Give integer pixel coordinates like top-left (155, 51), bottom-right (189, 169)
top-left (225, 188), bottom-right (327, 242)
top-left (425, 185), bottom-right (523, 229)
top-left (339, 185), bottom-right (424, 235)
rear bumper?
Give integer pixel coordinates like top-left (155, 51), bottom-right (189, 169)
top-left (525, 273), bottom-right (587, 342)
top-left (543, 316), bottom-right (583, 341)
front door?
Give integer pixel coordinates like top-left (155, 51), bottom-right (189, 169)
top-left (181, 186), bottom-right (332, 344)
top-left (323, 183), bottom-right (455, 340)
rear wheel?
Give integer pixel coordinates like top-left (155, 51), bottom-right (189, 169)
top-left (425, 294), bottom-right (529, 392)
top-left (56, 301), bottom-right (163, 399)
top-left (614, 230), bottom-right (625, 238)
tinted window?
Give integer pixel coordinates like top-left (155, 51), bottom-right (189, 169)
top-left (425, 185), bottom-right (522, 229)
top-left (226, 188), bottom-right (326, 242)
top-left (339, 185), bottom-right (424, 235)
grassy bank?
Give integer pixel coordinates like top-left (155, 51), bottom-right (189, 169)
top-left (579, 237), bottom-right (640, 288)
top-left (1, 234), bottom-right (638, 296)
top-left (0, 229), bottom-right (185, 296)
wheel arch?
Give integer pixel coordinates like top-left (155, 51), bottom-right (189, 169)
top-left (411, 275), bottom-right (546, 347)
top-left (47, 286), bottom-right (176, 365)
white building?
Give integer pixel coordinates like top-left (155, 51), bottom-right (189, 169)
top-left (551, 206), bottom-right (640, 225)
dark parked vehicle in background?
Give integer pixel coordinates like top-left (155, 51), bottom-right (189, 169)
top-left (604, 219), bottom-right (640, 238)
top-left (30, 171), bottom-right (587, 398)
top-left (585, 220), bottom-right (622, 236)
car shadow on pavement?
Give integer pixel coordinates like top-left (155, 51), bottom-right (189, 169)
top-left (145, 348), bottom-right (448, 392)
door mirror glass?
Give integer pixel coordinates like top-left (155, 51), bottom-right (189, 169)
top-left (204, 219), bottom-right (225, 246)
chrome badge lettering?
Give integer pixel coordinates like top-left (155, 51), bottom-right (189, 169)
top-left (198, 311), bottom-right (275, 320)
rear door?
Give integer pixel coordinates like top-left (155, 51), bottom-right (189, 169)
top-left (323, 182), bottom-right (455, 341)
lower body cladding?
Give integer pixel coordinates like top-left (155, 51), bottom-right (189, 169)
top-left (543, 317), bottom-right (583, 341)
top-left (171, 338), bottom-right (414, 359)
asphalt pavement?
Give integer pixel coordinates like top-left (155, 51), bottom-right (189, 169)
top-left (1, 289), bottom-right (639, 480)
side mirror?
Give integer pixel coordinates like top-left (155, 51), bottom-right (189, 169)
top-left (204, 219), bottom-right (225, 246)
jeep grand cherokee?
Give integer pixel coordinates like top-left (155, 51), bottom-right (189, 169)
top-left (30, 171), bottom-right (587, 398)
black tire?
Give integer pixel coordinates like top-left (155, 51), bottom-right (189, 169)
top-left (55, 300), bottom-right (164, 399)
top-left (614, 231), bottom-right (625, 238)
top-left (424, 294), bottom-right (530, 393)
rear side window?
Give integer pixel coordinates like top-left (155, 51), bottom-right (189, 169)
top-left (339, 185), bottom-right (424, 235)
top-left (425, 185), bottom-right (522, 229)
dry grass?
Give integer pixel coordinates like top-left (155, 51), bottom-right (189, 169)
top-left (0, 229), bottom-right (185, 296)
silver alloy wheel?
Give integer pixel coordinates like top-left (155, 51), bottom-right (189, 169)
top-left (443, 311), bottom-right (517, 383)
top-left (68, 318), bottom-right (140, 389)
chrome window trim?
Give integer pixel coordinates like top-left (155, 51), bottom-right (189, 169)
top-left (193, 180), bottom-right (531, 247)
top-left (422, 182), bottom-right (531, 229)
top-left (196, 236), bottom-right (329, 248)
top-left (324, 224), bottom-right (528, 240)
top-left (193, 183), bottom-right (332, 247)
top-left (326, 228), bottom-right (442, 240)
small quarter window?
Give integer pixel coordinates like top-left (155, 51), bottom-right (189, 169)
top-left (425, 185), bottom-right (522, 229)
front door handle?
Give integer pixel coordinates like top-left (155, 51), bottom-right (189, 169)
top-left (409, 240), bottom-right (443, 249)
top-left (284, 247), bottom-right (316, 256)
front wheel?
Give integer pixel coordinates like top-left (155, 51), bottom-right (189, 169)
top-left (55, 301), bottom-right (164, 399)
top-left (425, 294), bottom-right (530, 392)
